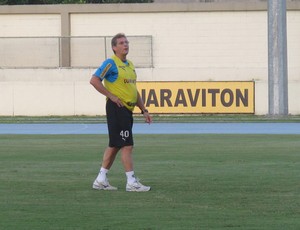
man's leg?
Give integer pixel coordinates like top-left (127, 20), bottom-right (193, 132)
top-left (121, 145), bottom-right (134, 172)
top-left (92, 147), bottom-right (119, 191)
top-left (122, 145), bottom-right (151, 192)
top-left (96, 146), bottom-right (119, 182)
top-left (121, 145), bottom-right (136, 185)
top-left (102, 146), bottom-right (119, 169)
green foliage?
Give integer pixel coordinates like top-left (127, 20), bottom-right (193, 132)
top-left (1, 114), bottom-right (300, 124)
top-left (0, 0), bottom-right (153, 4)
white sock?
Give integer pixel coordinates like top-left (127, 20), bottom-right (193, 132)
top-left (96, 167), bottom-right (108, 182)
top-left (126, 171), bottom-right (136, 184)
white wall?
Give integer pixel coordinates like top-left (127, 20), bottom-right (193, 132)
top-left (0, 14), bottom-right (61, 37)
top-left (0, 4), bottom-right (299, 115)
top-left (0, 68), bottom-right (106, 116)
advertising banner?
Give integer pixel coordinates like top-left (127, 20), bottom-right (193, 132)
top-left (134, 81), bottom-right (254, 114)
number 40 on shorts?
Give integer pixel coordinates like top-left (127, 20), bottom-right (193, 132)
top-left (120, 130), bottom-right (130, 140)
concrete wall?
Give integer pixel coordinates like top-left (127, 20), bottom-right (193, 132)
top-left (0, 2), bottom-right (300, 115)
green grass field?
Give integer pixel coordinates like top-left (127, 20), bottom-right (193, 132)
top-left (1, 134), bottom-right (300, 230)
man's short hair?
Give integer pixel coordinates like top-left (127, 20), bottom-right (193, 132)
top-left (111, 33), bottom-right (126, 48)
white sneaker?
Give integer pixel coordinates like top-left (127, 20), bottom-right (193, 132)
top-left (92, 179), bottom-right (117, 191)
top-left (126, 179), bottom-right (151, 192)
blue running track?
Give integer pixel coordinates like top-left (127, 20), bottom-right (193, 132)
top-left (0, 123), bottom-right (299, 134)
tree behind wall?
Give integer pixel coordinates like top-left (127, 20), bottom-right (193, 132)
top-left (0, 0), bottom-right (153, 4)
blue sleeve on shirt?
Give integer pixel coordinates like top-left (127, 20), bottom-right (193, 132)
top-left (93, 59), bottom-right (118, 83)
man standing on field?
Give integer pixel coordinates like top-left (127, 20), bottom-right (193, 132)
top-left (90, 33), bottom-right (152, 192)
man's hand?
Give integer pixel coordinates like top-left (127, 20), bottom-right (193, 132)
top-left (143, 112), bottom-right (152, 124)
top-left (109, 95), bottom-right (124, 107)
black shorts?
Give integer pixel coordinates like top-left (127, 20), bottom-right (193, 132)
top-left (106, 99), bottom-right (134, 148)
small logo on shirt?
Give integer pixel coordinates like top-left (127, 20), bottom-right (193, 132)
top-left (124, 79), bottom-right (136, 84)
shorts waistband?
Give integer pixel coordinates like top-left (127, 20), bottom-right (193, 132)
top-left (126, 102), bottom-right (137, 107)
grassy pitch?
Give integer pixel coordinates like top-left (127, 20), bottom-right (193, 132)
top-left (0, 134), bottom-right (299, 230)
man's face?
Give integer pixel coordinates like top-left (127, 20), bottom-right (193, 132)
top-left (113, 37), bottom-right (129, 56)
